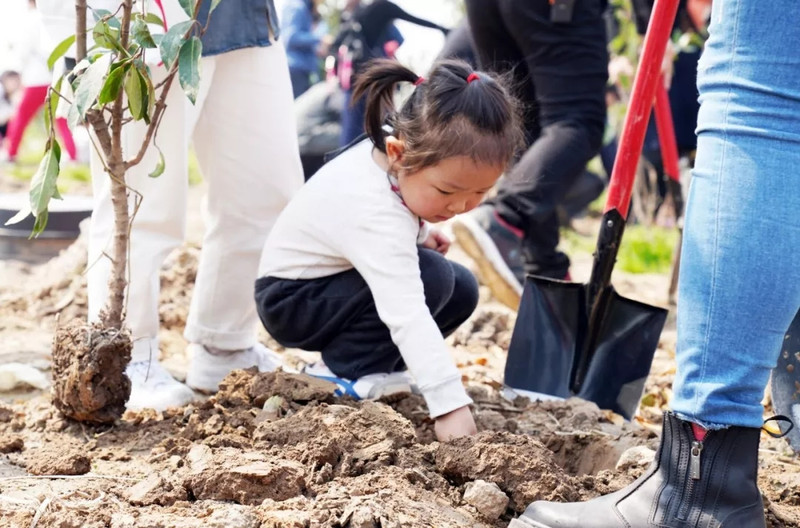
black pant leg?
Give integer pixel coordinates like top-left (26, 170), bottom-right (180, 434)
top-left (322, 248), bottom-right (478, 378)
top-left (434, 259), bottom-right (480, 337)
top-left (257, 249), bottom-right (479, 380)
top-left (490, 0), bottom-right (608, 278)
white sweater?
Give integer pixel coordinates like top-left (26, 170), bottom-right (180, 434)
top-left (259, 140), bottom-right (473, 418)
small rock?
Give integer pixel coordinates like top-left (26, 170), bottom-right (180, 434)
top-left (341, 504), bottom-right (378, 528)
top-left (205, 506), bottom-right (260, 528)
top-left (255, 395), bottom-right (285, 424)
top-left (615, 446), bottom-right (655, 472)
top-left (463, 480), bottom-right (509, 520)
top-left (349, 507), bottom-right (377, 528)
top-left (26, 446), bottom-right (91, 475)
top-left (126, 473), bottom-right (187, 506)
top-left (0, 435), bottom-right (23, 453)
top-left (185, 446), bottom-right (305, 505)
top-left (0, 404), bottom-right (14, 423)
top-left (314, 462), bottom-right (333, 484)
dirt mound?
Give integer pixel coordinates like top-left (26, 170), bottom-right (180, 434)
top-left (436, 431), bottom-right (580, 511)
top-left (2, 232), bottom-right (800, 527)
top-left (0, 363), bottom-right (799, 527)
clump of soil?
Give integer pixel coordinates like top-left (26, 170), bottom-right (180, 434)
top-left (25, 443), bottom-right (91, 475)
top-left (51, 319), bottom-right (131, 423)
top-left (0, 434), bottom-right (23, 453)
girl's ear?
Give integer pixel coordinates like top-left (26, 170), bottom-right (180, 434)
top-left (384, 136), bottom-right (406, 168)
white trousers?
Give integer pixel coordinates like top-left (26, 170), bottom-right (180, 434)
top-left (87, 45), bottom-right (304, 363)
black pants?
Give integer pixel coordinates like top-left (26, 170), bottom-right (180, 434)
top-left (255, 248), bottom-right (479, 379)
top-left (465, 0), bottom-right (608, 278)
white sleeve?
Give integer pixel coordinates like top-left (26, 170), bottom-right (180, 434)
top-left (336, 203), bottom-right (472, 418)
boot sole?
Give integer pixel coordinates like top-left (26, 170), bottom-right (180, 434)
top-left (452, 219), bottom-right (522, 311)
top-left (509, 517), bottom-right (549, 528)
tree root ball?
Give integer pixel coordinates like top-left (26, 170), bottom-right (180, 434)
top-left (52, 319), bottom-right (132, 423)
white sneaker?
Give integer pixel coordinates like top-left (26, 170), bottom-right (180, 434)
top-left (501, 385), bottom-right (564, 403)
top-left (302, 362), bottom-right (417, 399)
top-left (185, 342), bottom-right (287, 393)
top-left (126, 360), bottom-right (197, 412)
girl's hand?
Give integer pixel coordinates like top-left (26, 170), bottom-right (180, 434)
top-left (434, 405), bottom-right (477, 441)
top-left (423, 229), bottom-right (451, 255)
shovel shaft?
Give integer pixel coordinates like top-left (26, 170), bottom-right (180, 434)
top-left (605, 0), bottom-right (681, 219)
top-left (654, 81), bottom-right (681, 183)
top-left (655, 80), bottom-right (685, 220)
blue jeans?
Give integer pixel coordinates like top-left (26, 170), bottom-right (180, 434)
top-left (672, 0), bottom-right (800, 429)
top-left (339, 89), bottom-right (367, 147)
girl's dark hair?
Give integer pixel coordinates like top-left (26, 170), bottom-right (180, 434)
top-left (352, 59), bottom-right (524, 172)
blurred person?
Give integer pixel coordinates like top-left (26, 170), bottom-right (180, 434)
top-left (0, 71), bottom-right (21, 149)
top-left (281, 0), bottom-right (332, 98)
top-left (453, 0), bottom-right (609, 307)
top-left (2, 0), bottom-right (76, 163)
top-left (333, 0), bottom-right (449, 146)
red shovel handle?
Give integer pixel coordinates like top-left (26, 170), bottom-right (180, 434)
top-left (605, 0), bottom-right (681, 218)
top-left (654, 80), bottom-right (681, 182)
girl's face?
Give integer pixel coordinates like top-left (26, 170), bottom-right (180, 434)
top-left (386, 138), bottom-right (503, 223)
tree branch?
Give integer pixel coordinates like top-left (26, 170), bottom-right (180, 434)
top-left (76, 0), bottom-right (87, 61)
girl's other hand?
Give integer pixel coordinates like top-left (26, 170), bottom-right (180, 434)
top-left (423, 228), bottom-right (451, 255)
top-left (434, 405), bottom-right (477, 441)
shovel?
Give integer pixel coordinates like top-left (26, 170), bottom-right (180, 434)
top-left (503, 0), bottom-right (678, 419)
top-left (770, 307), bottom-right (800, 449)
top-left (653, 82), bottom-right (685, 304)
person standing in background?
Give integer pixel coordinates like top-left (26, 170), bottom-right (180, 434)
top-left (333, 0), bottom-right (449, 146)
top-left (34, 0), bottom-right (304, 411)
top-left (453, 0), bottom-right (608, 308)
top-left (2, 0), bottom-right (77, 163)
top-left (281, 0), bottom-right (332, 98)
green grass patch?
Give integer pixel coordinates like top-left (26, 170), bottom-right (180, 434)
top-left (617, 224), bottom-right (678, 274)
top-left (561, 222), bottom-right (679, 275)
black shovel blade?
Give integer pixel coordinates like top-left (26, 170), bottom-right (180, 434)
top-left (770, 307), bottom-right (800, 449)
top-left (504, 275), bottom-right (668, 419)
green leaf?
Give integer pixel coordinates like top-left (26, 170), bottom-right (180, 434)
top-left (178, 36), bottom-right (202, 104)
top-left (178, 0), bottom-right (195, 17)
top-left (149, 145), bottom-right (165, 178)
top-left (47, 34), bottom-right (76, 70)
top-left (4, 204), bottom-right (32, 226)
top-left (92, 19), bottom-right (123, 52)
top-left (124, 66), bottom-right (145, 120)
top-left (210, 0), bottom-right (224, 14)
top-left (143, 65), bottom-right (156, 123)
top-left (32, 210), bottom-right (50, 238)
top-left (29, 141), bottom-right (62, 236)
top-left (69, 57), bottom-right (108, 128)
top-left (159, 20), bottom-right (194, 69)
top-left (92, 19), bottom-right (112, 49)
top-left (43, 76), bottom-right (63, 132)
top-left (98, 62), bottom-right (129, 105)
top-left (132, 16), bottom-right (158, 48)
top-left (144, 12), bottom-right (165, 26)
top-left (91, 8), bottom-right (120, 29)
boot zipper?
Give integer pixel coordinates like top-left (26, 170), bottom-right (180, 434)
top-left (690, 440), bottom-right (704, 479)
top-left (677, 440), bottom-right (704, 521)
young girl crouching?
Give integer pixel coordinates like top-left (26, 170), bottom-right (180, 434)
top-left (255, 59), bottom-right (523, 441)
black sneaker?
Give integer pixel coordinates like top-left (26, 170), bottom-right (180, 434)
top-left (452, 205), bottom-right (524, 310)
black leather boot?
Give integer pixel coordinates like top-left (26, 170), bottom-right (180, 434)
top-left (510, 412), bottom-right (765, 528)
